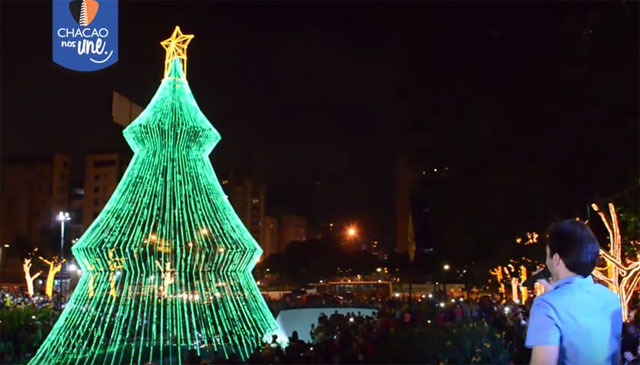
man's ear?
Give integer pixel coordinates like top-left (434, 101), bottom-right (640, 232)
top-left (552, 252), bottom-right (562, 266)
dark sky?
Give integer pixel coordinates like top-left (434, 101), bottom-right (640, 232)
top-left (1, 2), bottom-right (638, 262)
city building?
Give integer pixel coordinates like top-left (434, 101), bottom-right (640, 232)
top-left (224, 176), bottom-right (266, 247)
top-left (279, 215), bottom-right (307, 251)
top-left (112, 91), bottom-right (143, 128)
top-left (395, 151), bottom-right (449, 258)
top-left (395, 154), bottom-right (413, 254)
top-left (363, 240), bottom-right (383, 259)
top-left (82, 154), bottom-right (120, 230)
top-left (1, 153), bottom-right (72, 246)
top-left (261, 215), bottom-right (278, 258)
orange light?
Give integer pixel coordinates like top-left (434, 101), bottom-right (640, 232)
top-left (489, 266), bottom-right (506, 298)
top-left (84, 258), bottom-right (97, 298)
top-left (108, 249), bottom-right (125, 297)
top-left (346, 225), bottom-right (358, 239)
top-left (520, 266), bottom-right (529, 305)
top-left (511, 278), bottom-right (519, 303)
top-left (525, 232), bottom-right (539, 245)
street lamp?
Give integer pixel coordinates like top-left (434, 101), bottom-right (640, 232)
top-left (56, 211), bottom-right (71, 263)
top-left (443, 264), bottom-right (451, 296)
top-left (56, 211), bottom-right (71, 306)
top-left (346, 225), bottom-right (357, 239)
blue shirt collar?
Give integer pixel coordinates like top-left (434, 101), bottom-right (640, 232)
top-left (552, 274), bottom-right (593, 289)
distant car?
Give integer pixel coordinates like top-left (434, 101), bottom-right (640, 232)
top-left (291, 289), bottom-right (307, 298)
top-left (337, 292), bottom-right (355, 304)
top-left (306, 294), bottom-right (325, 306)
top-left (319, 294), bottom-right (339, 306)
top-left (282, 293), bottom-right (297, 303)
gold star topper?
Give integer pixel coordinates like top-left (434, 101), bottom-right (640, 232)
top-left (161, 26), bottom-right (194, 80)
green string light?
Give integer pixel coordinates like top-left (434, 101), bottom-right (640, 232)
top-left (30, 26), bottom-right (278, 365)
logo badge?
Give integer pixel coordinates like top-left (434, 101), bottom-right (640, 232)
top-left (52, 0), bottom-right (118, 71)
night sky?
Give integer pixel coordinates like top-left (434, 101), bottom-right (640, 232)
top-left (1, 2), bottom-right (638, 263)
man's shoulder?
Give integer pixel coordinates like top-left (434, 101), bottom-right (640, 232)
top-left (536, 279), bottom-right (617, 303)
top-left (590, 282), bottom-right (621, 305)
top-left (540, 278), bottom-right (621, 308)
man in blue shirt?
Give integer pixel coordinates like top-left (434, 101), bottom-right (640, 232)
top-left (526, 220), bottom-right (622, 365)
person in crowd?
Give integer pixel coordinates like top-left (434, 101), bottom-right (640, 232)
top-left (623, 322), bottom-right (640, 361)
top-left (525, 219), bottom-right (622, 365)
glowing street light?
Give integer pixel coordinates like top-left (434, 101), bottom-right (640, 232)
top-left (443, 264), bottom-right (451, 295)
top-left (56, 211), bottom-right (71, 306)
top-left (56, 211), bottom-right (71, 262)
top-left (346, 225), bottom-right (357, 239)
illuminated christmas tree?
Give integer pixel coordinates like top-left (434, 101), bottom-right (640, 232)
top-left (30, 26), bottom-right (278, 364)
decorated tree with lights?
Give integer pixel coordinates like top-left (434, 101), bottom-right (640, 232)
top-left (23, 257), bottom-right (42, 297)
top-left (591, 203), bottom-right (640, 321)
top-left (489, 262), bottom-right (535, 305)
top-left (38, 256), bottom-right (64, 299)
top-left (30, 26), bottom-right (278, 364)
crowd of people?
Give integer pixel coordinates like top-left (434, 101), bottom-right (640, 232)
top-left (0, 287), bottom-right (58, 310)
top-left (0, 283), bottom-right (534, 364)
top-left (203, 293), bottom-right (526, 364)
top-left (621, 307), bottom-right (640, 365)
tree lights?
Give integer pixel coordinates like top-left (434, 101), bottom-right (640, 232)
top-left (489, 266), bottom-right (506, 299)
top-left (30, 26), bottom-right (278, 364)
top-left (490, 263), bottom-right (535, 305)
top-left (23, 258), bottom-right (42, 297)
top-left (590, 203), bottom-right (640, 321)
top-left (38, 256), bottom-right (64, 299)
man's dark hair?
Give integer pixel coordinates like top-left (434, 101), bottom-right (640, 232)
top-left (547, 219), bottom-right (601, 277)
